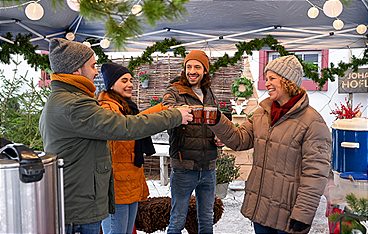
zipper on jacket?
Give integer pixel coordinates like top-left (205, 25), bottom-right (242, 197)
top-left (251, 127), bottom-right (273, 220)
top-left (202, 122), bottom-right (207, 170)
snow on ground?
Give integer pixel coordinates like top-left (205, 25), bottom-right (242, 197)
top-left (138, 180), bottom-right (329, 234)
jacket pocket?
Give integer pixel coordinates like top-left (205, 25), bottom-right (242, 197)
top-left (96, 160), bottom-right (111, 174)
top-left (94, 160), bottom-right (112, 213)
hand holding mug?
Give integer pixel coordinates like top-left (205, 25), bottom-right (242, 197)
top-left (176, 106), bottom-right (193, 125)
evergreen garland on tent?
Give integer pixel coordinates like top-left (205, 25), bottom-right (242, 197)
top-left (1, 33), bottom-right (367, 89)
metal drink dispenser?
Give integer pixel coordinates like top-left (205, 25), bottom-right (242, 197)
top-left (0, 143), bottom-right (64, 233)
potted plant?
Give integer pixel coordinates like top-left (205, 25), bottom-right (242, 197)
top-left (138, 71), bottom-right (150, 89)
top-left (216, 153), bottom-right (240, 199)
top-left (218, 101), bottom-right (233, 120)
top-left (149, 96), bottom-right (162, 106)
top-left (231, 77), bottom-right (253, 99)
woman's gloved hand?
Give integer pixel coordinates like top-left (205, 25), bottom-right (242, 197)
top-left (289, 219), bottom-right (310, 232)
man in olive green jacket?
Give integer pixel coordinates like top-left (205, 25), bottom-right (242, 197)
top-left (39, 38), bottom-right (192, 234)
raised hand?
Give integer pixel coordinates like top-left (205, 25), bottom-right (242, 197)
top-left (176, 106), bottom-right (193, 125)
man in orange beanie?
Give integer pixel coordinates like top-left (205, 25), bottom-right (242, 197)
top-left (163, 50), bottom-right (219, 234)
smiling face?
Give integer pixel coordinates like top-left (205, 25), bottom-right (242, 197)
top-left (265, 70), bottom-right (291, 106)
top-left (185, 60), bottom-right (206, 88)
top-left (111, 73), bottom-right (134, 98)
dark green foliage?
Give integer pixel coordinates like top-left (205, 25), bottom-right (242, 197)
top-left (328, 193), bottom-right (367, 234)
top-left (231, 77), bottom-right (254, 98)
top-left (346, 193), bottom-right (368, 217)
top-left (216, 153), bottom-right (240, 184)
top-left (0, 33), bottom-right (51, 72)
top-left (127, 38), bottom-right (186, 72)
top-left (0, 58), bottom-right (50, 150)
top-left (2, 32), bottom-right (367, 90)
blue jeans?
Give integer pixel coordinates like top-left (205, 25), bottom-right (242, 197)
top-left (65, 221), bottom-right (101, 234)
top-left (167, 168), bottom-right (216, 234)
top-left (102, 203), bottom-right (138, 234)
top-left (253, 222), bottom-right (288, 234)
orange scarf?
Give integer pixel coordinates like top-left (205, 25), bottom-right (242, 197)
top-left (51, 73), bottom-right (96, 97)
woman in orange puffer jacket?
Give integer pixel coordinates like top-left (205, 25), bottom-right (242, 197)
top-left (98, 62), bottom-right (167, 234)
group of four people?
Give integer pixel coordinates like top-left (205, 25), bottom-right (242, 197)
top-left (40, 38), bottom-right (331, 234)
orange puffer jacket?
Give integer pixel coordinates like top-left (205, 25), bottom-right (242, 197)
top-left (98, 92), bottom-right (167, 204)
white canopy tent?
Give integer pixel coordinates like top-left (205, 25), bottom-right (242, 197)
top-left (0, 0), bottom-right (367, 52)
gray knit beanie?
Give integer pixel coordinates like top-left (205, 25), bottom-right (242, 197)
top-left (49, 38), bottom-right (94, 74)
top-left (264, 55), bottom-right (303, 87)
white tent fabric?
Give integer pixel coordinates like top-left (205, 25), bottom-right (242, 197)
top-left (0, 0), bottom-right (367, 51)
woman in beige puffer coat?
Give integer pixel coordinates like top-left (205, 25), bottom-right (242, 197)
top-left (210, 55), bottom-right (331, 233)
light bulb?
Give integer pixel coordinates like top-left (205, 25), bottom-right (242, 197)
top-left (131, 4), bottom-right (143, 16)
top-left (83, 41), bottom-right (91, 47)
top-left (67, 0), bottom-right (80, 12)
top-left (333, 19), bottom-right (344, 30)
top-left (323, 0), bottom-right (343, 18)
top-left (307, 6), bottom-right (319, 19)
top-left (356, 24), bottom-right (367, 35)
top-left (100, 39), bottom-right (110, 49)
top-left (66, 32), bottom-right (75, 41)
top-left (25, 2), bottom-right (44, 21)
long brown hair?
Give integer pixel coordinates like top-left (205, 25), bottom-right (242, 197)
top-left (106, 89), bottom-right (132, 114)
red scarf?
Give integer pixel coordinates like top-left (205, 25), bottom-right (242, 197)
top-left (270, 93), bottom-right (304, 126)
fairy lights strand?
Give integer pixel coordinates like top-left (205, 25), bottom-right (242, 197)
top-left (0, 0), bottom-right (41, 10)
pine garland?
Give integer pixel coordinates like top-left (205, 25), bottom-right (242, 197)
top-left (0, 33), bottom-right (50, 72)
top-left (1, 33), bottom-right (367, 88)
top-left (0, 33), bottom-right (109, 72)
top-left (127, 38), bottom-right (186, 72)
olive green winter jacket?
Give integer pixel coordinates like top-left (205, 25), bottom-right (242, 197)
top-left (39, 80), bottom-right (182, 225)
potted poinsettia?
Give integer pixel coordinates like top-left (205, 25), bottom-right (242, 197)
top-left (149, 96), bottom-right (162, 106)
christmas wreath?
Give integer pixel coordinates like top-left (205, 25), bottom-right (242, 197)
top-left (231, 77), bottom-right (253, 98)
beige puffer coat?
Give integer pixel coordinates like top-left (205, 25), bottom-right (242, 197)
top-left (210, 94), bottom-right (331, 233)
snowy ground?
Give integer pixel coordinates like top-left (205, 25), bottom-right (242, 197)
top-left (138, 180), bottom-right (329, 234)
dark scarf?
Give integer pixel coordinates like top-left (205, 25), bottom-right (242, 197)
top-left (270, 93), bottom-right (304, 126)
top-left (123, 97), bottom-right (156, 168)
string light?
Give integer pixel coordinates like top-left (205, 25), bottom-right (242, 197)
top-left (306, 0), bottom-right (365, 35)
top-left (322, 0), bottom-right (343, 18)
top-left (356, 24), bottom-right (367, 35)
top-left (66, 0), bottom-right (80, 12)
top-left (25, 2), bottom-right (44, 21)
top-left (65, 32), bottom-right (75, 41)
top-left (131, 4), bottom-right (143, 16)
top-left (100, 38), bottom-right (110, 49)
top-left (333, 19), bottom-right (344, 30)
top-left (307, 6), bottom-right (319, 19)
top-left (0, 0), bottom-right (38, 10)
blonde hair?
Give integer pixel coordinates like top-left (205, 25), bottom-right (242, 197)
top-left (280, 78), bottom-right (305, 97)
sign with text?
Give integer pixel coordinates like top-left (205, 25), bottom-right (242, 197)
top-left (338, 68), bottom-right (368, 93)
